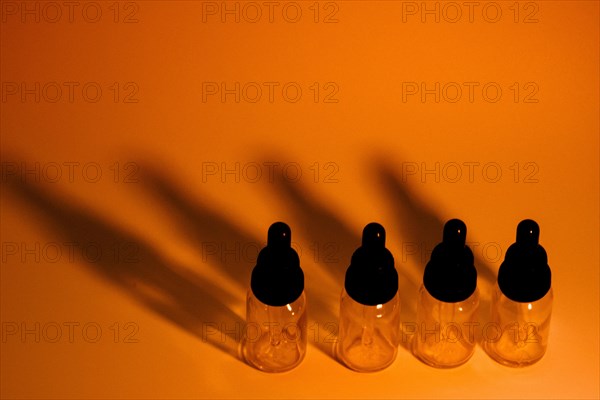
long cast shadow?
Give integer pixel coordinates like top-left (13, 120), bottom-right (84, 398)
top-left (268, 172), bottom-right (418, 359)
top-left (269, 160), bottom-right (441, 359)
top-left (270, 174), bottom-right (359, 357)
top-left (4, 176), bottom-right (244, 360)
top-left (138, 165), bottom-right (258, 291)
top-left (373, 156), bottom-right (497, 348)
top-left (138, 165), bottom-right (341, 359)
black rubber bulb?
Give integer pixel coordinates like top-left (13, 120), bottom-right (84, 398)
top-left (443, 218), bottom-right (467, 248)
top-left (516, 219), bottom-right (540, 249)
top-left (268, 221), bottom-right (291, 248)
top-left (344, 222), bottom-right (398, 306)
top-left (362, 222), bottom-right (386, 248)
top-left (423, 218), bottom-right (477, 303)
top-left (498, 219), bottom-right (550, 303)
top-left (251, 222), bottom-right (303, 307)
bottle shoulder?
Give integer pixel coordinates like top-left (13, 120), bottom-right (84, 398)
top-left (419, 283), bottom-right (480, 306)
top-left (494, 282), bottom-right (553, 303)
top-left (248, 288), bottom-right (306, 309)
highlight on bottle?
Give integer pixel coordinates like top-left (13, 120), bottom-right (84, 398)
top-left (202, 319), bottom-right (547, 348)
top-left (243, 222), bottom-right (307, 373)
top-left (238, 219), bottom-right (552, 371)
top-left (335, 222), bottom-right (401, 372)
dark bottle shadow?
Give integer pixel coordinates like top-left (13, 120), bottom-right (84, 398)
top-left (265, 157), bottom-right (456, 361)
top-left (142, 165), bottom-right (346, 357)
top-left (372, 156), bottom-right (497, 350)
top-left (3, 175), bottom-right (245, 361)
top-left (142, 162), bottom-right (354, 357)
top-left (138, 164), bottom-right (258, 292)
top-left (266, 173), bottom-right (357, 360)
top-left (3, 152), bottom-right (501, 366)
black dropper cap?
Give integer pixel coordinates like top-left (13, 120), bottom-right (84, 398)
top-left (250, 222), bottom-right (304, 307)
top-left (423, 219), bottom-right (477, 303)
top-left (498, 219), bottom-right (551, 303)
top-left (344, 223), bottom-right (398, 306)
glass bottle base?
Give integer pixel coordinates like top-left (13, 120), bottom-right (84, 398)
top-left (334, 342), bottom-right (397, 372)
top-left (411, 339), bottom-right (475, 369)
top-left (482, 341), bottom-right (546, 367)
top-left (242, 339), bottom-right (305, 373)
top-left (413, 352), bottom-right (474, 369)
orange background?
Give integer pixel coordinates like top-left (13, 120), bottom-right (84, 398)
top-left (1, 1), bottom-right (599, 398)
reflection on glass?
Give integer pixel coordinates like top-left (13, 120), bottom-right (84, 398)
top-left (413, 285), bottom-right (479, 367)
top-left (336, 290), bottom-right (400, 372)
top-left (244, 291), bottom-right (307, 372)
top-left (483, 287), bottom-right (552, 367)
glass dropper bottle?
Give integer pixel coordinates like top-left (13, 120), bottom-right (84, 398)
top-left (483, 219), bottom-right (553, 367)
top-left (336, 222), bottom-right (400, 372)
top-left (412, 219), bottom-right (479, 368)
top-left (243, 222), bottom-right (307, 372)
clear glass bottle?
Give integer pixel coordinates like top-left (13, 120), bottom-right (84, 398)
top-left (412, 219), bottom-right (479, 368)
top-left (336, 223), bottom-right (400, 372)
top-left (243, 222), bottom-right (307, 372)
top-left (483, 219), bottom-right (552, 367)
top-left (244, 291), bottom-right (307, 372)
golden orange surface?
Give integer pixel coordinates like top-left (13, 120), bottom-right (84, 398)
top-left (1, 1), bottom-right (598, 398)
